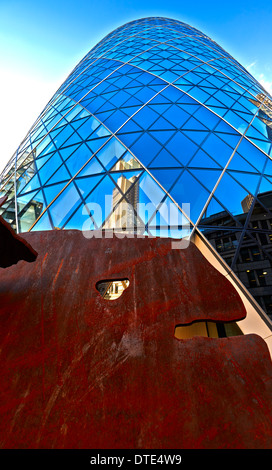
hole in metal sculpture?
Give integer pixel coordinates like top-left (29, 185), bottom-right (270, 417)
top-left (96, 279), bottom-right (130, 300)
top-left (174, 321), bottom-right (243, 340)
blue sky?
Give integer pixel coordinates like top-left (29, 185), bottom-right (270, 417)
top-left (0, 0), bottom-right (272, 172)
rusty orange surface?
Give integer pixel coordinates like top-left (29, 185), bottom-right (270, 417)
top-left (0, 230), bottom-right (271, 448)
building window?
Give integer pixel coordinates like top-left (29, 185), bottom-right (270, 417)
top-left (251, 246), bottom-right (262, 261)
top-left (246, 269), bottom-right (269, 287)
top-left (256, 269), bottom-right (267, 287)
top-left (240, 247), bottom-right (251, 263)
top-left (215, 235), bottom-right (238, 253)
top-left (258, 233), bottom-right (268, 245)
top-left (247, 270), bottom-right (257, 287)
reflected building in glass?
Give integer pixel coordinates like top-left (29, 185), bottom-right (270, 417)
top-left (1, 17), bottom-right (272, 320)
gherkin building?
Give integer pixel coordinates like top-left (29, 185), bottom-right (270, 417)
top-left (1, 16), bottom-right (272, 323)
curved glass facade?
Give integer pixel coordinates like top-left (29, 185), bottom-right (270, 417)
top-left (1, 17), bottom-right (272, 318)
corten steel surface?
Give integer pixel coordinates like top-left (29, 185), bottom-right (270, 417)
top-left (0, 196), bottom-right (37, 268)
top-left (0, 230), bottom-right (272, 449)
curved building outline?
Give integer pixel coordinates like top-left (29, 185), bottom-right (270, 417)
top-left (1, 16), bottom-right (272, 342)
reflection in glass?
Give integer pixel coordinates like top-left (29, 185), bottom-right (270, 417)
top-left (1, 17), bottom-right (272, 319)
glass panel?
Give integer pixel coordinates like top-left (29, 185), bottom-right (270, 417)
top-left (82, 175), bottom-right (122, 229)
top-left (170, 170), bottom-right (210, 223)
top-left (213, 172), bottom-right (253, 218)
top-left (64, 144), bottom-right (94, 175)
top-left (18, 174), bottom-right (41, 195)
top-left (18, 191), bottom-right (45, 232)
top-left (129, 132), bottom-right (163, 167)
top-left (166, 131), bottom-right (198, 165)
top-left (47, 163), bottom-right (71, 185)
top-left (31, 210), bottom-right (53, 232)
top-left (110, 151), bottom-right (142, 171)
top-left (96, 138), bottom-right (126, 170)
top-left (48, 182), bottom-right (81, 228)
top-left (38, 153), bottom-right (63, 185)
top-left (148, 148), bottom-right (182, 169)
top-left (149, 168), bottom-right (183, 192)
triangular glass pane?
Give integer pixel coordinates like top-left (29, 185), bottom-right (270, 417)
top-left (103, 198), bottom-right (142, 233)
top-left (227, 170), bottom-right (261, 196)
top-left (110, 171), bottom-right (142, 194)
top-left (38, 153), bottom-right (63, 185)
top-left (48, 182), bottom-right (81, 228)
top-left (189, 169), bottom-right (222, 192)
top-left (182, 129), bottom-right (209, 146)
top-left (96, 138), bottom-right (126, 170)
top-left (149, 168), bottom-right (183, 192)
top-left (83, 175), bottom-right (122, 228)
top-left (148, 148), bottom-right (182, 169)
top-left (199, 195), bottom-right (230, 224)
top-left (18, 190), bottom-right (46, 232)
top-left (149, 193), bottom-right (191, 232)
top-left (149, 103), bottom-right (172, 115)
top-left (16, 164), bottom-right (36, 195)
top-left (201, 133), bottom-right (233, 167)
top-left (227, 152), bottom-right (262, 173)
top-left (217, 131), bottom-right (243, 150)
top-left (43, 181), bottom-right (68, 205)
top-left (35, 152), bottom-right (54, 170)
top-left (74, 174), bottom-right (104, 198)
top-left (213, 172), bottom-right (252, 218)
top-left (86, 136), bottom-right (109, 154)
top-left (236, 139), bottom-right (267, 173)
top-left (53, 125), bottom-right (76, 148)
top-left (31, 210), bottom-right (53, 232)
top-left (257, 175), bottom-right (272, 196)
top-left (132, 105), bottom-right (160, 128)
top-left (77, 156), bottom-right (105, 177)
top-left (110, 151), bottom-right (143, 171)
top-left (163, 104), bottom-right (191, 128)
top-left (170, 170), bottom-right (210, 223)
top-left (130, 132), bottom-right (163, 166)
top-left (166, 131), bottom-right (198, 165)
top-left (149, 116), bottom-right (176, 131)
top-left (116, 118), bottom-right (143, 134)
top-left (63, 202), bottom-right (96, 231)
top-left (188, 149), bottom-right (222, 169)
top-left (116, 131), bottom-right (143, 149)
top-left (65, 143), bottom-right (94, 175)
top-left (247, 137), bottom-right (271, 155)
top-left (58, 144), bottom-right (81, 162)
top-left (76, 116), bottom-right (100, 139)
top-left (182, 116), bottom-right (209, 131)
top-left (17, 190), bottom-right (39, 214)
top-left (35, 134), bottom-right (53, 158)
top-left (139, 172), bottom-right (166, 206)
top-left (47, 163), bottom-right (71, 185)
top-left (19, 173), bottom-right (41, 195)
top-left (150, 129), bottom-right (176, 145)
top-left (103, 109), bottom-right (131, 133)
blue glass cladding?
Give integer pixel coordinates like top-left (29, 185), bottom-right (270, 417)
top-left (1, 17), bottom-right (272, 297)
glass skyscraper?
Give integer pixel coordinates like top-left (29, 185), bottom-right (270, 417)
top-left (1, 17), bottom-right (272, 318)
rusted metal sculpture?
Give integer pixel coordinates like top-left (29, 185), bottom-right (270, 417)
top-left (0, 229), bottom-right (271, 448)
